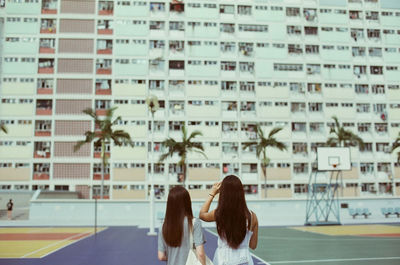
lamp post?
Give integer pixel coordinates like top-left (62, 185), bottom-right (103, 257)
top-left (146, 95), bottom-right (159, 236)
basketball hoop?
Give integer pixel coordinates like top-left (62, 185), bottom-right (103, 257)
top-left (332, 164), bottom-right (338, 169)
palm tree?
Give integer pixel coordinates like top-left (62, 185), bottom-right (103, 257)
top-left (159, 125), bottom-right (206, 185)
top-left (0, 124), bottom-right (7, 134)
top-left (326, 116), bottom-right (365, 149)
top-left (391, 132), bottom-right (400, 163)
top-left (242, 124), bottom-right (287, 198)
top-left (74, 107), bottom-right (134, 199)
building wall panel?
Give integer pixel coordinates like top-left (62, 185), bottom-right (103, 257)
top-left (261, 188), bottom-right (292, 198)
top-left (342, 167), bottom-right (359, 179)
top-left (112, 189), bottom-right (146, 199)
top-left (60, 0), bottom-right (95, 14)
top-left (113, 83), bottom-right (146, 96)
top-left (263, 168), bottom-right (291, 180)
top-left (112, 146), bottom-right (146, 160)
top-left (2, 124), bottom-right (33, 138)
top-left (59, 19), bottom-right (95, 33)
top-left (75, 185), bottom-right (90, 199)
top-left (54, 142), bottom-right (90, 157)
top-left (55, 120), bottom-right (91, 136)
top-left (0, 168), bottom-right (30, 181)
top-left (188, 168), bottom-right (220, 181)
top-left (0, 145), bottom-right (32, 159)
top-left (1, 82), bottom-right (35, 95)
top-left (343, 187), bottom-right (360, 197)
top-left (59, 39), bottom-right (94, 53)
top-left (53, 163), bottom-right (91, 179)
top-left (57, 79), bottom-right (93, 94)
top-left (55, 100), bottom-right (92, 115)
top-left (113, 168), bottom-right (146, 181)
top-left (0, 104), bottom-right (35, 117)
top-left (57, 59), bottom-right (93, 74)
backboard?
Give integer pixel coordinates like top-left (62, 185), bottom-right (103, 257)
top-left (317, 147), bottom-right (351, 171)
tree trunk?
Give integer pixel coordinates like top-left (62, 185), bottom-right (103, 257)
top-left (183, 161), bottom-right (187, 188)
top-left (101, 141), bottom-right (105, 199)
top-left (262, 165), bottom-right (267, 198)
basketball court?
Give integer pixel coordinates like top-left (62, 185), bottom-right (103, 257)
top-left (0, 224), bottom-right (399, 265)
top-left (0, 227), bottom-right (105, 258)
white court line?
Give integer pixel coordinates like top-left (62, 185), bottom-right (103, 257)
top-left (268, 257), bottom-right (400, 264)
top-left (19, 229), bottom-right (97, 258)
top-left (205, 228), bottom-right (271, 265)
top-left (258, 235), bottom-right (400, 241)
top-left (40, 228), bottom-right (108, 258)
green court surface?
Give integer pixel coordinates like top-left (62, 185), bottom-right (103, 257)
top-left (249, 224), bottom-right (400, 265)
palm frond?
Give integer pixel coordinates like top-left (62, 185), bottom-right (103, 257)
top-left (105, 107), bottom-right (118, 121)
top-left (268, 127), bottom-right (283, 138)
top-left (187, 130), bottom-right (203, 142)
top-left (112, 116), bottom-right (123, 126)
top-left (159, 152), bottom-right (172, 163)
top-left (326, 137), bottom-right (339, 147)
top-left (391, 133), bottom-right (400, 153)
top-left (242, 141), bottom-right (257, 150)
top-left (326, 116), bottom-right (364, 148)
top-left (0, 124), bottom-right (7, 134)
top-left (94, 138), bottom-right (102, 148)
top-left (192, 149), bottom-right (207, 159)
top-left (255, 124), bottom-right (264, 139)
top-left (265, 139), bottom-right (287, 151)
top-left (159, 138), bottom-right (178, 162)
top-left (74, 140), bottom-right (87, 152)
top-left (112, 130), bottom-right (134, 147)
top-left (189, 141), bottom-right (204, 151)
top-left (161, 138), bottom-right (177, 148)
top-left (332, 116), bottom-right (340, 129)
top-left (74, 131), bottom-right (96, 152)
top-left (82, 108), bottom-right (97, 118)
top-left (349, 133), bottom-right (365, 149)
top-left (274, 141), bottom-right (288, 151)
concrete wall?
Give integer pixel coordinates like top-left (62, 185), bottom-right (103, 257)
top-left (27, 197), bottom-right (400, 227)
top-left (0, 191), bottom-right (34, 209)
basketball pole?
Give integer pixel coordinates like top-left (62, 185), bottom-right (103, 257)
top-left (147, 110), bottom-right (157, 236)
top-left (305, 147), bottom-right (349, 226)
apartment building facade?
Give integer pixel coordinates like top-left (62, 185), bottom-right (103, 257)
top-left (0, 0), bottom-right (399, 200)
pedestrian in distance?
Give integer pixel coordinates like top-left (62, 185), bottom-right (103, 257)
top-left (6, 199), bottom-right (13, 220)
top-left (158, 186), bottom-right (207, 265)
top-left (199, 175), bottom-right (258, 265)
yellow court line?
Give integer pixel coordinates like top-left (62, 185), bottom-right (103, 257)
top-left (41, 227), bottom-right (108, 258)
top-left (0, 240), bottom-right (73, 258)
top-left (0, 227), bottom-right (107, 258)
top-left (291, 224), bottom-right (400, 236)
top-left (0, 227), bottom-right (106, 234)
top-left (22, 231), bottom-right (92, 258)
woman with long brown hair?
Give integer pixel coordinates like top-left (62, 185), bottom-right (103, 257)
top-left (199, 175), bottom-right (258, 265)
top-left (158, 186), bottom-right (206, 265)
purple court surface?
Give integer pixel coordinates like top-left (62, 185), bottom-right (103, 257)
top-left (0, 227), bottom-right (266, 265)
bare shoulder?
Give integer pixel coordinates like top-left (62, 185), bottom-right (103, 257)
top-left (250, 211), bottom-right (258, 231)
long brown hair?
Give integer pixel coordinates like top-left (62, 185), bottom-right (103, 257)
top-left (215, 175), bottom-right (251, 249)
top-left (162, 186), bottom-right (193, 247)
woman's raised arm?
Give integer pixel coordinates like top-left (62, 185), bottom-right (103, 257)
top-left (199, 182), bottom-right (221, 222)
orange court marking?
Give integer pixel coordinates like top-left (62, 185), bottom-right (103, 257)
top-left (0, 227), bottom-right (106, 258)
top-left (291, 224), bottom-right (400, 237)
